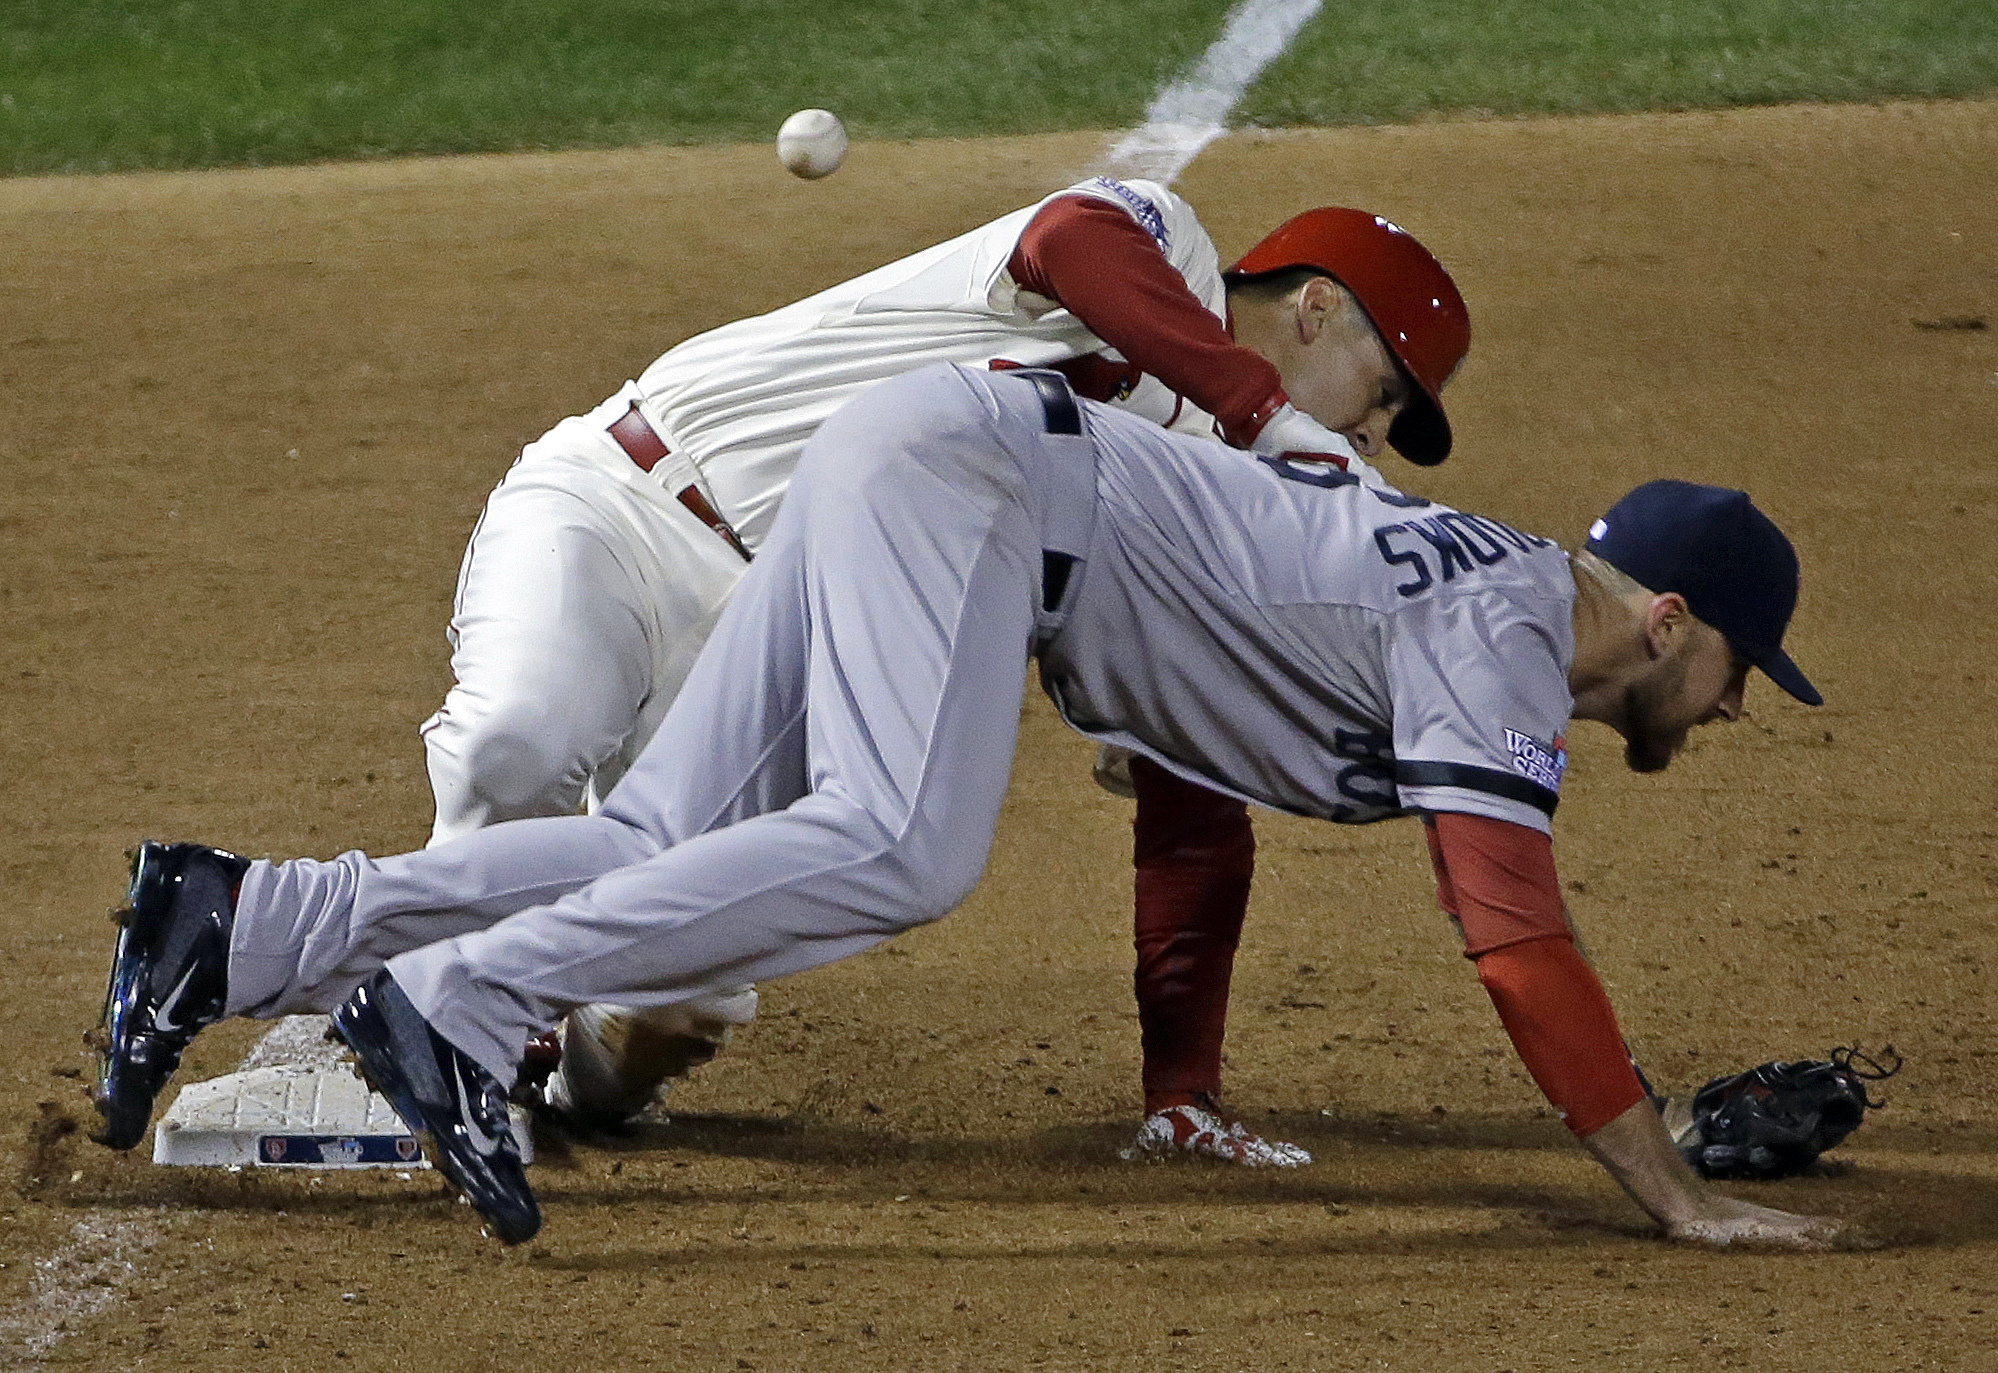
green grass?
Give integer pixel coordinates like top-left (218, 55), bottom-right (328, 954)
top-left (2, 0), bottom-right (1995, 175)
top-left (1245, 0), bottom-right (1998, 124)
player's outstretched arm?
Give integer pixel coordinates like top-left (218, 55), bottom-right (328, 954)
top-left (1426, 812), bottom-right (1852, 1250)
top-left (1580, 1098), bottom-right (1847, 1250)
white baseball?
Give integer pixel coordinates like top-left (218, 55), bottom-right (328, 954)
top-left (776, 108), bottom-right (847, 180)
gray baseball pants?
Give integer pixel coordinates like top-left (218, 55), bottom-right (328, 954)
top-left (225, 365), bottom-right (1096, 1082)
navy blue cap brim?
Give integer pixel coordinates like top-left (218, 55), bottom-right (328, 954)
top-left (1387, 390), bottom-right (1450, 466)
top-left (1753, 647), bottom-right (1822, 707)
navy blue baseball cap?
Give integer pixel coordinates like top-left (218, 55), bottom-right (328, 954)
top-left (1585, 480), bottom-right (1821, 706)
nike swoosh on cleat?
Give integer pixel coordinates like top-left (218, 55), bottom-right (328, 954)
top-left (150, 961), bottom-right (203, 1035)
top-left (454, 1061), bottom-right (503, 1158)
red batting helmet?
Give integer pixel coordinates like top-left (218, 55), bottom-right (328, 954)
top-left (1225, 209), bottom-right (1469, 466)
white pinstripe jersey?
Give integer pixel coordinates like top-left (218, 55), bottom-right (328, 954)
top-left (629, 178), bottom-right (1227, 553)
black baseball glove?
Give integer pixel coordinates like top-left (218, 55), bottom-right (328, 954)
top-left (1674, 1045), bottom-right (1902, 1180)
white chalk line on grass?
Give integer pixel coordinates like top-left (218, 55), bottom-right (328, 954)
top-left (1099, 0), bottom-right (1324, 185)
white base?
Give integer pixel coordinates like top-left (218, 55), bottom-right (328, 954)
top-left (152, 1063), bottom-right (533, 1168)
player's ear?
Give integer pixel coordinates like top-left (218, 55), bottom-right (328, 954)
top-left (1293, 276), bottom-right (1342, 345)
top-left (1642, 593), bottom-right (1692, 659)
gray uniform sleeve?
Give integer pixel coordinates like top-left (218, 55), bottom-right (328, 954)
top-left (1384, 591), bottom-right (1573, 834)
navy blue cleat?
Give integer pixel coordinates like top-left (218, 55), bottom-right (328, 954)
top-left (332, 970), bottom-right (540, 1245)
top-left (91, 841), bottom-right (249, 1151)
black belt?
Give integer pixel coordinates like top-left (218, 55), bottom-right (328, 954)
top-left (1012, 371), bottom-right (1086, 613)
top-left (1021, 369), bottom-right (1083, 435)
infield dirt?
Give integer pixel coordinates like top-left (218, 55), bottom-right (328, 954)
top-left (3, 99), bottom-right (1997, 1371)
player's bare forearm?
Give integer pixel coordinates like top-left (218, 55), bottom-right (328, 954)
top-left (1579, 1098), bottom-right (1847, 1250)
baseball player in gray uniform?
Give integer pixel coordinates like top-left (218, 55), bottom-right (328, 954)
top-left (90, 364), bottom-right (1838, 1251)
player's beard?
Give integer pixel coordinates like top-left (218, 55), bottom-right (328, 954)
top-left (1620, 652), bottom-right (1696, 774)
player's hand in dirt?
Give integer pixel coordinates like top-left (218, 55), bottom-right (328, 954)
top-left (1582, 1097), bottom-right (1878, 1251)
top-left (1665, 1194), bottom-right (1857, 1251)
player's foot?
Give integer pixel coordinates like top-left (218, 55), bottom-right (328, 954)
top-left (90, 841), bottom-right (248, 1150)
top-left (332, 970), bottom-right (540, 1245)
top-left (540, 994), bottom-right (756, 1132)
top-left (1120, 1101), bottom-right (1313, 1167)
top-left (510, 1030), bottom-right (565, 1108)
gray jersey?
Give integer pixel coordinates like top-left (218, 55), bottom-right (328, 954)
top-left (1040, 403), bottom-right (1577, 834)
top-left (228, 365), bottom-right (1578, 1092)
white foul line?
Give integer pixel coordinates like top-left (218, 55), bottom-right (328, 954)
top-left (1099, 0), bottom-right (1324, 185)
top-left (0, 1212), bottom-right (163, 1369)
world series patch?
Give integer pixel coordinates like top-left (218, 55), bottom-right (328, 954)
top-left (1504, 729), bottom-right (1566, 792)
top-left (1085, 177), bottom-right (1169, 250)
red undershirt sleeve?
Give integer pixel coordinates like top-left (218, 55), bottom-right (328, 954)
top-left (1424, 812), bottom-right (1647, 1138)
top-left (1007, 194), bottom-right (1288, 446)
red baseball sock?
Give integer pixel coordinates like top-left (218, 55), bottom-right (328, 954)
top-left (1129, 756), bottom-right (1254, 1114)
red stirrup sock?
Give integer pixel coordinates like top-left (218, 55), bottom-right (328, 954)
top-left (1129, 756), bottom-right (1254, 1113)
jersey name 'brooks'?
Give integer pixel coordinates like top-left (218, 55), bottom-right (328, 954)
top-left (1039, 402), bottom-right (1579, 834)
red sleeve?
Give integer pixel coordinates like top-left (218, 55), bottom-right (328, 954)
top-left (1007, 194), bottom-right (1287, 447)
top-left (1424, 811), bottom-right (1567, 957)
top-left (1426, 812), bottom-right (1647, 1137)
top-left (1423, 817), bottom-right (1461, 922)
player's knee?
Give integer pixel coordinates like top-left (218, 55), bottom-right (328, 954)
top-left (873, 835), bottom-right (990, 928)
top-left (798, 794), bottom-right (994, 930)
top-left (433, 705), bottom-right (588, 816)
